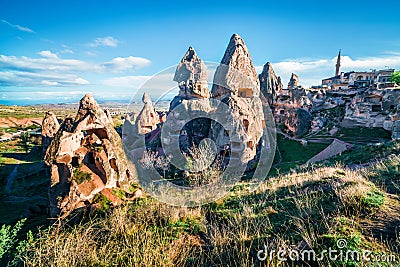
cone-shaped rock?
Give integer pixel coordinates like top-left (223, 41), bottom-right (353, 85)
top-left (212, 34), bottom-right (260, 98)
top-left (136, 92), bottom-right (160, 135)
top-left (168, 47), bottom-right (212, 151)
top-left (173, 46), bottom-right (209, 99)
top-left (259, 62), bottom-right (283, 101)
top-left (210, 34), bottom-right (265, 165)
top-left (288, 73), bottom-right (299, 89)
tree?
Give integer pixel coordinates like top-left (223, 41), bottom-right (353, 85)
top-left (20, 132), bottom-right (30, 153)
top-left (391, 71), bottom-right (400, 85)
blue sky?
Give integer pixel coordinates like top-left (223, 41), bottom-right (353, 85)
top-left (1, 0), bottom-right (400, 105)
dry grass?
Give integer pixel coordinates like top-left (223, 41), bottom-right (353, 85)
top-left (5, 158), bottom-right (400, 266)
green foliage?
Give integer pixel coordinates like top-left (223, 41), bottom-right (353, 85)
top-left (73, 168), bottom-right (92, 184)
top-left (362, 189), bottom-right (385, 208)
top-left (19, 132), bottom-right (31, 153)
top-left (390, 71), bottom-right (400, 84)
top-left (129, 182), bottom-right (141, 192)
top-left (0, 219), bottom-right (26, 261)
top-left (112, 188), bottom-right (126, 199)
top-left (93, 193), bottom-right (111, 212)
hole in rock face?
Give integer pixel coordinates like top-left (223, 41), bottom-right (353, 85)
top-left (179, 117), bottom-right (213, 154)
top-left (71, 157), bottom-right (79, 168)
top-left (109, 158), bottom-right (118, 172)
top-left (87, 128), bottom-right (108, 140)
top-left (243, 119), bottom-right (249, 132)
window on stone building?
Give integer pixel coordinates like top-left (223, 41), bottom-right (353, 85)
top-left (390, 105), bottom-right (395, 110)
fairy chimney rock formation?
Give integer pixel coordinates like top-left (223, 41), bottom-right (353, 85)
top-left (41, 111), bottom-right (60, 153)
top-left (259, 62), bottom-right (283, 102)
top-left (173, 46), bottom-right (209, 99)
top-left (136, 92), bottom-right (160, 135)
top-left (212, 34), bottom-right (260, 98)
top-left (167, 48), bottom-right (212, 149)
top-left (45, 93), bottom-right (138, 217)
top-left (288, 73), bottom-right (299, 89)
top-left (210, 33), bottom-right (265, 164)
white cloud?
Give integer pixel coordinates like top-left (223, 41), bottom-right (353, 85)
top-left (0, 70), bottom-right (89, 87)
top-left (60, 49), bottom-right (74, 54)
top-left (102, 56), bottom-right (151, 71)
top-left (85, 51), bottom-right (97, 57)
top-left (0, 52), bottom-right (150, 73)
top-left (88, 36), bottom-right (119, 47)
top-left (72, 77), bottom-right (89, 85)
top-left (41, 80), bottom-right (60, 86)
top-left (0, 51), bottom-right (150, 89)
top-left (37, 50), bottom-right (59, 59)
top-left (1, 19), bottom-right (35, 33)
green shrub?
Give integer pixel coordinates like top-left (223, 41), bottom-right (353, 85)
top-left (0, 219), bottom-right (26, 261)
top-left (73, 168), bottom-right (92, 184)
top-left (362, 189), bottom-right (385, 208)
top-left (93, 193), bottom-right (111, 212)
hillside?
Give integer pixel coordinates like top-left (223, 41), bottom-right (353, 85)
top-left (1, 141), bottom-right (399, 266)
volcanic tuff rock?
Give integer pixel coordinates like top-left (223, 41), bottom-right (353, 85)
top-left (210, 34), bottom-right (265, 164)
top-left (169, 47), bottom-right (212, 150)
top-left (136, 92), bottom-right (160, 135)
top-left (41, 111), bottom-right (60, 154)
top-left (173, 46), bottom-right (209, 100)
top-left (45, 93), bottom-right (138, 217)
top-left (284, 108), bottom-right (312, 137)
top-left (259, 62), bottom-right (283, 102)
top-left (212, 34), bottom-right (260, 98)
top-left (288, 73), bottom-right (299, 89)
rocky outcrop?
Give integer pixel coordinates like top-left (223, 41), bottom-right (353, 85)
top-left (168, 47), bottom-right (212, 150)
top-left (45, 93), bottom-right (138, 217)
top-left (259, 62), bottom-right (283, 103)
top-left (288, 73), bottom-right (299, 89)
top-left (173, 46), bottom-right (209, 100)
top-left (136, 93), bottom-right (160, 135)
top-left (212, 34), bottom-right (260, 98)
top-left (284, 108), bottom-right (312, 138)
top-left (210, 34), bottom-right (265, 164)
top-left (41, 111), bottom-right (60, 154)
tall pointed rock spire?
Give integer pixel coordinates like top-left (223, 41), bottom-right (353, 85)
top-left (212, 33), bottom-right (260, 98)
top-left (173, 46), bottom-right (209, 99)
top-left (259, 62), bottom-right (283, 101)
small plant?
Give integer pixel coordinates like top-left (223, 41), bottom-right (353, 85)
top-left (73, 168), bottom-right (92, 184)
top-left (362, 189), bottom-right (385, 208)
top-left (0, 218), bottom-right (26, 261)
top-left (19, 132), bottom-right (31, 153)
top-left (93, 193), bottom-right (111, 212)
top-left (112, 188), bottom-right (126, 199)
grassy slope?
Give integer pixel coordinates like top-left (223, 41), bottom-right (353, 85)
top-left (3, 148), bottom-right (398, 266)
